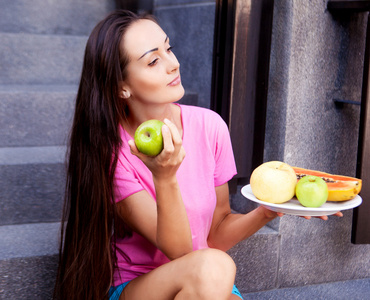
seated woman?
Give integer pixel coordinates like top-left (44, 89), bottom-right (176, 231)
top-left (53, 10), bottom-right (342, 300)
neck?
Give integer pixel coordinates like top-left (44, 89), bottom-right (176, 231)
top-left (123, 102), bottom-right (182, 138)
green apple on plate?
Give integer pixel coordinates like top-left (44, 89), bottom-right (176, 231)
top-left (134, 119), bottom-right (164, 156)
top-left (295, 175), bottom-right (328, 208)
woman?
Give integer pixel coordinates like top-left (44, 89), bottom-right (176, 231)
top-left (54, 10), bottom-right (341, 300)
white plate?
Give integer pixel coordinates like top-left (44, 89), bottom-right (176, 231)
top-left (241, 184), bottom-right (362, 216)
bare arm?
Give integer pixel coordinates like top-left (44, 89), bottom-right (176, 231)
top-left (207, 182), bottom-right (279, 251)
top-left (207, 183), bottom-right (343, 251)
top-left (117, 119), bottom-right (192, 260)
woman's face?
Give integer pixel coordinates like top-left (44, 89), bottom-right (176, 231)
top-left (121, 19), bottom-right (185, 104)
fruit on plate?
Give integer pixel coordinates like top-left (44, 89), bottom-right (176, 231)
top-left (293, 167), bottom-right (362, 201)
top-left (295, 175), bottom-right (328, 207)
top-left (134, 119), bottom-right (164, 156)
top-left (250, 161), bottom-right (297, 204)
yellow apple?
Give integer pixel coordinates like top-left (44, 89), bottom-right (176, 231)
top-left (250, 161), bottom-right (297, 204)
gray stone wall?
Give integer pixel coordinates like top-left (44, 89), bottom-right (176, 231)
top-left (265, 0), bottom-right (370, 287)
top-left (266, 0), bottom-right (366, 175)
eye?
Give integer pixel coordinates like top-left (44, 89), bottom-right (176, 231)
top-left (148, 58), bottom-right (159, 66)
top-left (167, 46), bottom-right (174, 52)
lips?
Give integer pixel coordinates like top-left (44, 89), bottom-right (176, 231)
top-left (168, 75), bottom-right (181, 86)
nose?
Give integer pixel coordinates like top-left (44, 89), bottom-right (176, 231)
top-left (166, 53), bottom-right (180, 73)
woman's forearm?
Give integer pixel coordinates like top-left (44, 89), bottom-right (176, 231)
top-left (208, 206), bottom-right (278, 252)
top-left (154, 175), bottom-right (193, 260)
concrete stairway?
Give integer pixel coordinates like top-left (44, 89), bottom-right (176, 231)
top-left (0, 1), bottom-right (115, 298)
top-left (0, 1), bottom-right (201, 298)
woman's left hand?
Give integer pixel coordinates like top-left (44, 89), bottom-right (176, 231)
top-left (260, 205), bottom-right (343, 220)
top-left (258, 205), bottom-right (284, 219)
top-left (300, 211), bottom-right (343, 220)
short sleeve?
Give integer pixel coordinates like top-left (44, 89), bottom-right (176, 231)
top-left (114, 159), bottom-right (145, 203)
top-left (213, 115), bottom-right (237, 186)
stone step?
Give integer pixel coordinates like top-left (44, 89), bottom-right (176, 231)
top-left (0, 85), bottom-right (199, 148)
top-left (0, 221), bottom-right (278, 298)
top-left (0, 222), bottom-right (60, 260)
top-left (0, 146), bottom-right (66, 226)
top-left (0, 85), bottom-right (77, 147)
top-left (7, 218), bottom-right (367, 298)
top-left (228, 225), bottom-right (280, 294)
top-left (228, 186), bottom-right (281, 293)
top-left (0, 222), bottom-right (60, 299)
top-left (0, 33), bottom-right (87, 85)
top-left (0, 0), bottom-right (115, 36)
top-left (242, 277), bottom-right (370, 300)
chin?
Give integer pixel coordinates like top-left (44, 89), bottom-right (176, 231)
top-left (166, 87), bottom-right (184, 104)
top-left (174, 86), bottom-right (185, 101)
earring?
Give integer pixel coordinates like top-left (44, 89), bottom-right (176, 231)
top-left (122, 91), bottom-right (130, 99)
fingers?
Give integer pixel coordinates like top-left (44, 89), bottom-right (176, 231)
top-left (163, 119), bottom-right (182, 143)
top-left (301, 213), bottom-right (342, 220)
top-left (160, 119), bottom-right (185, 161)
top-left (277, 213), bottom-right (343, 220)
top-left (259, 206), bottom-right (283, 219)
top-left (161, 124), bottom-right (174, 154)
top-left (128, 139), bottom-right (150, 163)
top-left (300, 215), bottom-right (327, 220)
top-left (128, 139), bottom-right (139, 155)
top-left (164, 118), bottom-right (182, 144)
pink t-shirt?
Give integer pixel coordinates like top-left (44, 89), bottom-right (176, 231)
top-left (113, 104), bottom-right (237, 285)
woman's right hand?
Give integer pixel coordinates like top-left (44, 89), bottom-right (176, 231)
top-left (128, 118), bottom-right (186, 180)
top-left (126, 119), bottom-right (192, 259)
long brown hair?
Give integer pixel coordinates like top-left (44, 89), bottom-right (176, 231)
top-left (54, 10), bottom-right (154, 300)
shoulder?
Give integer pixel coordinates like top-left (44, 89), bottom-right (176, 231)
top-left (179, 104), bottom-right (225, 125)
top-left (179, 104), bottom-right (229, 144)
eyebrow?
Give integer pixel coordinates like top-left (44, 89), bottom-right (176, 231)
top-left (138, 36), bottom-right (169, 60)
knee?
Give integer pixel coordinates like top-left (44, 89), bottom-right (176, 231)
top-left (197, 248), bottom-right (236, 278)
top-left (190, 249), bottom-right (236, 297)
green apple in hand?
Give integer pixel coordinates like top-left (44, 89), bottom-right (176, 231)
top-left (134, 119), bottom-right (164, 156)
top-left (295, 175), bottom-right (328, 208)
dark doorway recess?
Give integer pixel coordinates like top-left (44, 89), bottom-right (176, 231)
top-left (211, 0), bottom-right (275, 192)
top-left (328, 0), bottom-right (370, 244)
top-left (353, 13), bottom-right (370, 244)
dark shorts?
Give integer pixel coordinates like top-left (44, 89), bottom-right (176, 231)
top-left (109, 281), bottom-right (244, 299)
